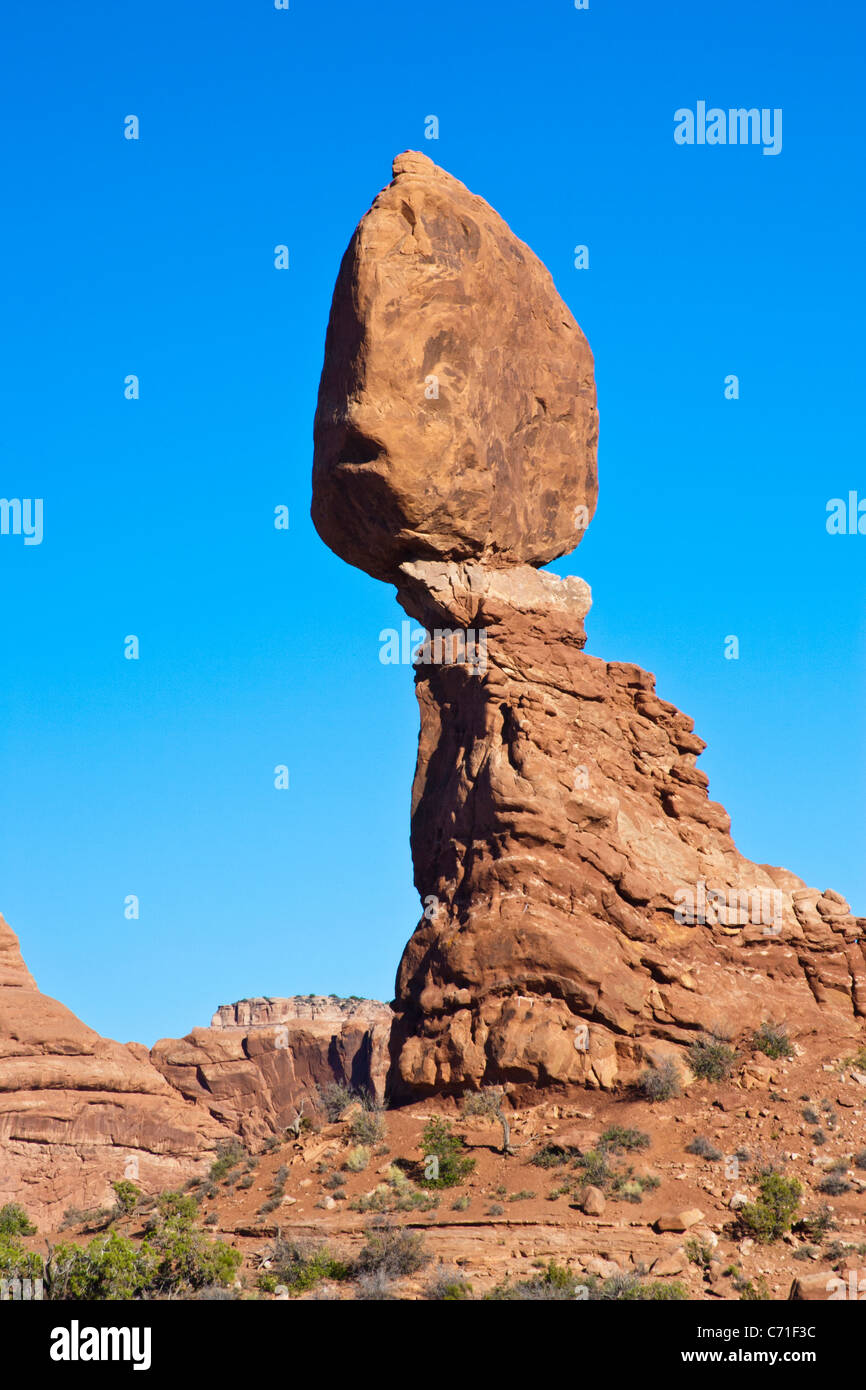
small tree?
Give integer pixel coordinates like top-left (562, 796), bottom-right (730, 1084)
top-left (461, 1087), bottom-right (514, 1155)
top-left (111, 1181), bottom-right (141, 1217)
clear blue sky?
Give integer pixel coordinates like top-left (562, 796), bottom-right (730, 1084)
top-left (1, 0), bottom-right (863, 1046)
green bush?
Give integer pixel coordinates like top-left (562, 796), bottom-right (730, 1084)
top-left (48, 1194), bottom-right (242, 1299)
top-left (141, 1192), bottom-right (241, 1294)
top-left (0, 1235), bottom-right (43, 1281)
top-left (420, 1118), bottom-right (475, 1188)
top-left (576, 1149), bottom-right (613, 1187)
top-left (344, 1145), bottom-right (370, 1173)
top-left (599, 1126), bottom-right (650, 1154)
top-left (425, 1268), bottom-right (473, 1300)
top-left (487, 1259), bottom-right (581, 1301)
top-left (0, 1204), bottom-right (36, 1237)
top-left (49, 1231), bottom-right (147, 1300)
top-left (752, 1022), bottom-right (794, 1060)
top-left (111, 1181), bottom-right (141, 1216)
top-left (256, 1237), bottom-right (350, 1296)
top-left (689, 1034), bottom-right (738, 1081)
top-left (739, 1172), bottom-right (802, 1243)
top-left (589, 1273), bottom-right (688, 1301)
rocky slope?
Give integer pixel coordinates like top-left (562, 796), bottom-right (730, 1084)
top-left (0, 914), bottom-right (229, 1223)
top-left (21, 1047), bottom-right (866, 1302)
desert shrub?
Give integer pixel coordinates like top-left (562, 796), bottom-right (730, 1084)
top-left (324, 1172), bottom-right (346, 1190)
top-left (636, 1059), bottom-right (681, 1102)
top-left (817, 1172), bottom-right (852, 1196)
top-left (487, 1262), bottom-right (686, 1302)
top-left (451, 1195), bottom-right (471, 1211)
top-left (257, 1237), bottom-right (350, 1295)
top-left (508, 1190), bottom-right (536, 1202)
top-left (752, 1022), bottom-right (794, 1060)
top-left (58, 1205), bottom-right (114, 1233)
top-left (738, 1276), bottom-right (772, 1301)
top-left (344, 1146), bottom-right (371, 1173)
top-left (0, 1204), bottom-right (36, 1238)
top-left (349, 1108), bottom-right (386, 1146)
top-left (812, 1130), bottom-right (827, 1146)
top-left (589, 1273), bottom-right (688, 1301)
top-left (487, 1260), bottom-right (581, 1301)
top-left (209, 1139), bottom-right (246, 1183)
top-left (420, 1118), bottom-right (475, 1188)
top-left (684, 1238), bottom-right (713, 1268)
top-left (599, 1126), bottom-right (650, 1154)
top-left (425, 1268), bottom-right (473, 1300)
top-left (802, 1106), bottom-right (821, 1125)
top-left (686, 1136), bottom-right (722, 1160)
top-left (854, 1151), bottom-right (866, 1171)
top-left (354, 1223), bottom-right (429, 1279)
top-left (318, 1082), bottom-right (357, 1121)
top-left (354, 1268), bottom-right (397, 1300)
top-left (0, 1235), bottom-right (43, 1282)
top-left (738, 1171), bottom-right (802, 1243)
top-left (140, 1192), bottom-right (241, 1294)
top-left (111, 1181), bottom-right (141, 1216)
top-left (530, 1143), bottom-right (574, 1169)
top-left (486, 1203), bottom-right (505, 1216)
top-left (576, 1149), bottom-right (613, 1187)
top-left (349, 1170), bottom-right (438, 1215)
top-left (794, 1204), bottom-right (837, 1242)
top-left (237, 1175), bottom-right (254, 1190)
top-left (689, 1033), bottom-right (738, 1082)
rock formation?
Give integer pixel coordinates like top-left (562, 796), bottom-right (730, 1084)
top-left (0, 915), bottom-right (391, 1217)
top-left (0, 914), bottom-right (230, 1222)
top-left (150, 995), bottom-right (392, 1144)
top-left (311, 151), bottom-right (864, 1098)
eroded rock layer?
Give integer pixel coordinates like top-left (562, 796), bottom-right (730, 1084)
top-left (387, 563), bottom-right (865, 1094)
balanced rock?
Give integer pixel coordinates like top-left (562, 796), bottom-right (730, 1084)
top-left (312, 150), bottom-right (598, 583)
top-left (311, 153), bottom-right (865, 1101)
